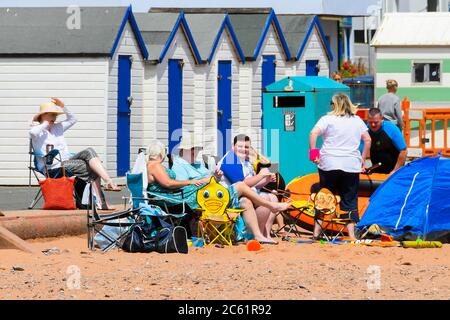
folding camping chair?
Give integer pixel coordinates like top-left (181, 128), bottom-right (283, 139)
top-left (28, 139), bottom-right (84, 209)
top-left (124, 149), bottom-right (192, 230)
top-left (273, 200), bottom-right (315, 239)
top-left (311, 188), bottom-right (354, 242)
top-left (196, 177), bottom-right (244, 246)
top-left (86, 181), bottom-right (142, 252)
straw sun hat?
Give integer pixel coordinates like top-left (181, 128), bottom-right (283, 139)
top-left (33, 102), bottom-right (64, 122)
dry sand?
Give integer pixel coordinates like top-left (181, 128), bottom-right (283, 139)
top-left (1, 235), bottom-right (449, 300)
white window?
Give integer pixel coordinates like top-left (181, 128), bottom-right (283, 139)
top-left (412, 62), bottom-right (440, 83)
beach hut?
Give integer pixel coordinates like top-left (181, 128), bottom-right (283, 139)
top-left (228, 9), bottom-right (293, 149)
top-left (184, 12), bottom-right (246, 156)
top-left (372, 13), bottom-right (450, 108)
top-left (0, 6), bottom-right (148, 185)
top-left (277, 15), bottom-right (332, 77)
top-left (135, 12), bottom-right (202, 153)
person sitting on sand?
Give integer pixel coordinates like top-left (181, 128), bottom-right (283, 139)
top-left (29, 98), bottom-right (121, 209)
top-left (146, 140), bottom-right (291, 244)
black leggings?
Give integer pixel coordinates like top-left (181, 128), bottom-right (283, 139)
top-left (318, 169), bottom-right (360, 223)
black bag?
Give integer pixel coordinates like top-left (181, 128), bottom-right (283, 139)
top-left (122, 218), bottom-right (188, 254)
top-left (154, 225), bottom-right (189, 254)
top-left (74, 178), bottom-right (87, 209)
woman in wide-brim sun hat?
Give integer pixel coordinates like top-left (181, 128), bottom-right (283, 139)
top-left (32, 101), bottom-right (65, 123)
top-left (29, 97), bottom-right (121, 210)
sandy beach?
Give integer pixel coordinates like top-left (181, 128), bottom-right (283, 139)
top-left (1, 235), bottom-right (449, 300)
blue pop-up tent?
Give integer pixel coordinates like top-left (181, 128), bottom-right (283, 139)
top-left (358, 156), bottom-right (450, 242)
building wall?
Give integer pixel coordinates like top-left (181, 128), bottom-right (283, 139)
top-left (143, 27), bottom-right (197, 150)
top-left (375, 47), bottom-right (450, 107)
top-left (246, 24), bottom-right (292, 149)
top-left (318, 18), bottom-right (339, 73)
top-left (205, 28), bottom-right (241, 157)
top-left (108, 22), bottom-right (145, 177)
top-left (0, 57), bottom-right (108, 185)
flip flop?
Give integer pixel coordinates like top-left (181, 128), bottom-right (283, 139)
top-left (259, 241), bottom-right (279, 245)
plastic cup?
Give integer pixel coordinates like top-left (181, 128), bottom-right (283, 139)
top-left (309, 148), bottom-right (320, 161)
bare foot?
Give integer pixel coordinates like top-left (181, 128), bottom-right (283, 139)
top-left (270, 201), bottom-right (292, 213)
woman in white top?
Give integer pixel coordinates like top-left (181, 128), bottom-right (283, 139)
top-left (29, 98), bottom-right (120, 209)
top-left (309, 93), bottom-right (371, 240)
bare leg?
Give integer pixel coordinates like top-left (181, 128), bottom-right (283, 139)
top-left (313, 219), bottom-right (322, 239)
top-left (88, 157), bottom-right (119, 190)
top-left (234, 182), bottom-right (291, 212)
top-left (255, 193), bottom-right (278, 238)
top-left (347, 222), bottom-right (356, 240)
top-left (91, 177), bottom-right (109, 209)
top-left (240, 198), bottom-right (276, 243)
top-left (275, 214), bottom-right (285, 229)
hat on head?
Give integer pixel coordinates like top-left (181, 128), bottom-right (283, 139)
top-left (33, 102), bottom-right (64, 122)
top-left (179, 133), bottom-right (203, 150)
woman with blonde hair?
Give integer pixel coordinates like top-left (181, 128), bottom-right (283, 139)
top-left (309, 93), bottom-right (371, 240)
top-left (145, 140), bottom-right (291, 244)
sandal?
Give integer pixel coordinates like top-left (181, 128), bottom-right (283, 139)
top-left (260, 241), bottom-right (279, 245)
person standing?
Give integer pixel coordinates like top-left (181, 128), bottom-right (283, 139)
top-left (309, 94), bottom-right (371, 240)
top-left (377, 79), bottom-right (403, 131)
top-left (366, 108), bottom-right (407, 174)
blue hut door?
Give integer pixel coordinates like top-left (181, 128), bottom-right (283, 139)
top-left (217, 61), bottom-right (232, 156)
top-left (262, 55), bottom-right (276, 127)
top-left (306, 60), bottom-right (319, 76)
top-left (261, 55), bottom-right (276, 151)
top-left (117, 55), bottom-right (132, 176)
top-left (168, 59), bottom-right (183, 153)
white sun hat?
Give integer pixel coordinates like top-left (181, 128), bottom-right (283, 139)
top-left (178, 133), bottom-right (203, 150)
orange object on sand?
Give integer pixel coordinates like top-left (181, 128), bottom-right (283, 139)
top-left (247, 240), bottom-right (262, 251)
top-left (285, 173), bottom-right (389, 234)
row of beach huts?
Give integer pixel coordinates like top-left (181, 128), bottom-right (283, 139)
top-left (0, 6), bottom-right (335, 185)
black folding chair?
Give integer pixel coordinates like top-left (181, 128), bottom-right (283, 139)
top-left (28, 140), bottom-right (85, 209)
top-left (86, 181), bottom-right (142, 252)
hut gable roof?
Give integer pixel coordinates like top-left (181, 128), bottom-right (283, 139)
top-left (0, 6), bottom-right (148, 58)
top-left (228, 10), bottom-right (292, 61)
top-left (185, 13), bottom-right (245, 63)
top-left (136, 11), bottom-right (202, 63)
top-left (277, 14), bottom-right (333, 61)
